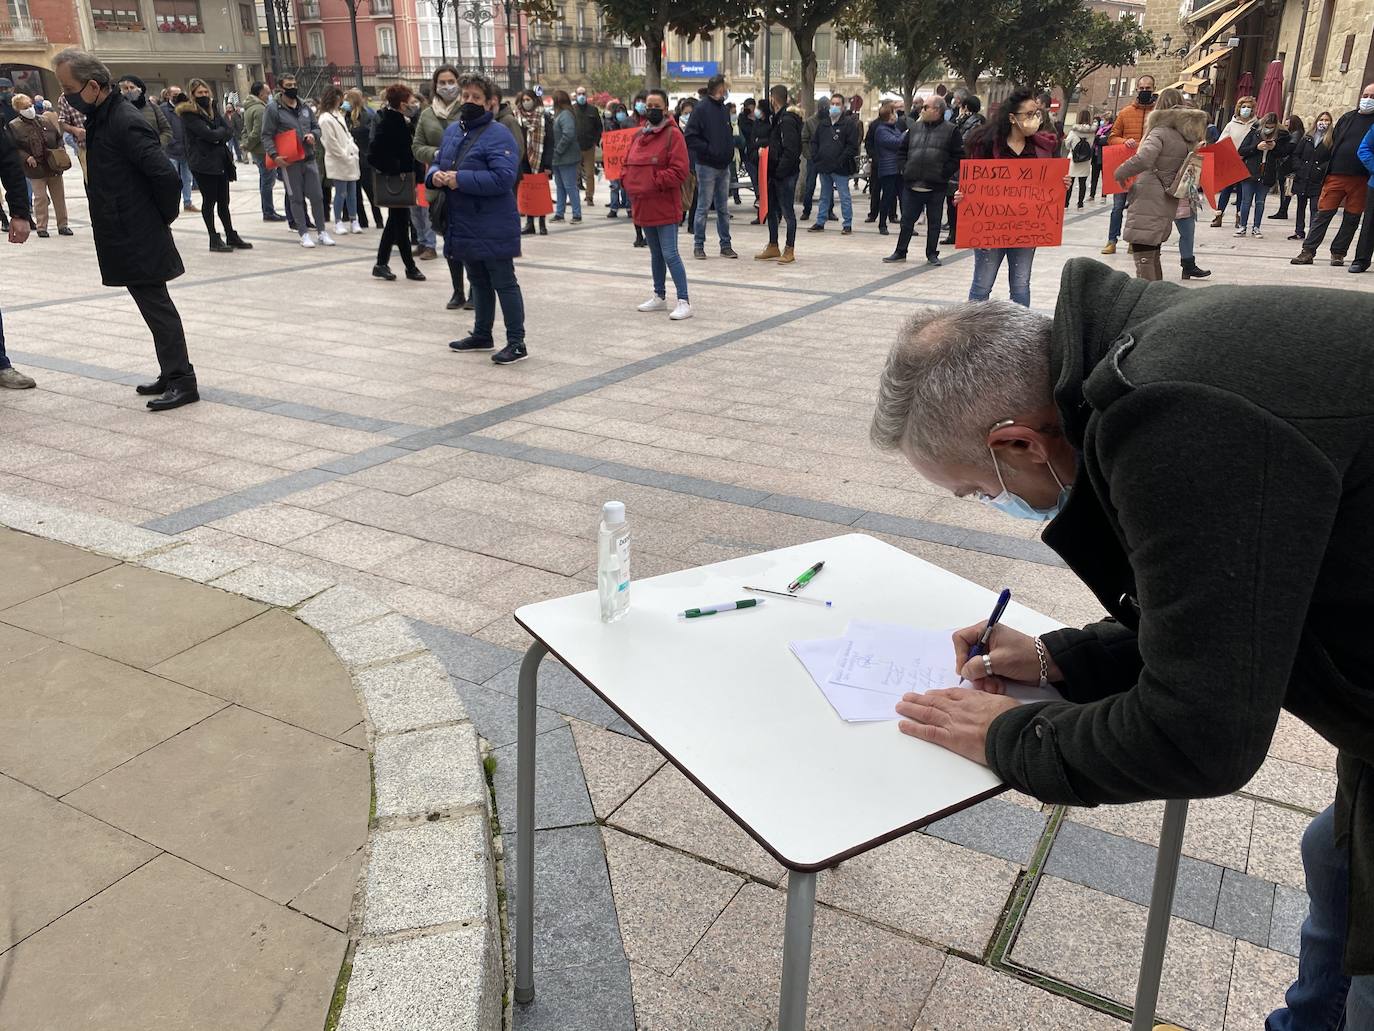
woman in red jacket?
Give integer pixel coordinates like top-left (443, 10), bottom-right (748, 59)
top-left (622, 89), bottom-right (693, 320)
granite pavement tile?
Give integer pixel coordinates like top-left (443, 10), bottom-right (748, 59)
top-left (361, 813), bottom-right (491, 935)
top-left (913, 958), bottom-right (1127, 1030)
top-left (567, 717), bottom-right (665, 820)
top-left (508, 958), bottom-right (636, 1031)
top-left (1224, 941), bottom-right (1298, 1031)
top-left (483, 651), bottom-right (619, 726)
top-left (452, 675), bottom-right (564, 748)
top-left (924, 795), bottom-right (1049, 866)
top-left (492, 722), bottom-right (595, 831)
top-left (1243, 756), bottom-right (1338, 813)
top-left (1214, 867), bottom-right (1277, 946)
top-left (372, 723), bottom-right (488, 820)
top-left (628, 961), bottom-right (770, 1031)
top-left (412, 617), bottom-right (522, 684)
top-left (206, 502), bottom-right (340, 545)
top-left (1064, 794), bottom-right (1257, 872)
top-left (1247, 803), bottom-right (1313, 892)
top-left (1268, 885), bottom-right (1308, 957)
top-left (1264, 711), bottom-right (1337, 772)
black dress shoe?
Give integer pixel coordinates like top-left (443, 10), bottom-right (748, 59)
top-left (405, 267), bottom-right (427, 281)
top-left (263, 212), bottom-right (287, 222)
top-left (372, 264), bottom-right (397, 280)
top-left (58, 226), bottom-right (74, 236)
top-left (36, 229), bottom-right (49, 238)
top-left (136, 378), bottom-right (168, 396)
top-left (447, 292), bottom-right (465, 310)
top-left (449, 335), bottom-right (495, 352)
top-left (226, 234), bottom-right (253, 249)
top-left (146, 383), bottom-right (200, 411)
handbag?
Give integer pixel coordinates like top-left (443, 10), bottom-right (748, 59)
top-left (374, 169), bottom-right (416, 207)
top-left (429, 123), bottom-right (489, 234)
top-left (1167, 151), bottom-right (1203, 200)
top-left (45, 145), bottom-right (72, 173)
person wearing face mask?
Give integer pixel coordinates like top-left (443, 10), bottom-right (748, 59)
top-left (869, 101), bottom-right (905, 236)
top-left (1209, 96), bottom-right (1258, 228)
top-left (318, 85), bottom-right (361, 236)
top-left (572, 86), bottom-right (602, 206)
top-left (604, 102), bottom-right (632, 218)
top-left (344, 88), bottom-right (382, 228)
top-left (1270, 114), bottom-right (1304, 221)
top-left (754, 84), bottom-right (802, 264)
top-left (808, 93), bottom-right (860, 234)
top-left (514, 88), bottom-right (552, 237)
top-left (8, 92), bottom-right (72, 239)
top-left (682, 74), bottom-right (736, 258)
top-left (885, 95), bottom-right (962, 266)
top-left (117, 76), bottom-right (171, 150)
top-left (427, 72), bottom-right (527, 365)
top-left (1291, 83), bottom-right (1374, 268)
top-left (1236, 112), bottom-right (1290, 238)
top-left (239, 81), bottom-right (285, 222)
top-left (548, 90), bottom-right (581, 223)
top-left (1350, 119), bottom-right (1374, 273)
top-left (623, 87), bottom-right (692, 321)
top-left (1101, 75), bottom-right (1155, 254)
top-left (871, 264), bottom-right (1374, 1031)
top-left (263, 73), bottom-right (331, 248)
top-left (369, 83), bottom-right (426, 282)
top-left (0, 77), bottom-right (15, 127)
top-left (176, 79), bottom-right (249, 253)
top-left (0, 100), bottom-right (34, 389)
top-left (54, 48), bottom-right (198, 411)
top-left (159, 85), bottom-right (197, 211)
top-left (55, 90), bottom-right (88, 182)
top-left (415, 66), bottom-right (465, 299)
top-left (1286, 112), bottom-right (1331, 241)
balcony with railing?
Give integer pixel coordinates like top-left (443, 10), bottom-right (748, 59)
top-left (301, 1), bottom-right (321, 18)
top-left (0, 17), bottom-right (45, 42)
top-left (376, 53), bottom-right (399, 72)
top-left (369, 0), bottom-right (392, 14)
top-left (769, 57), bottom-right (829, 78)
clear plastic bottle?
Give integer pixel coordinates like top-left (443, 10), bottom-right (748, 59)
top-left (597, 501), bottom-right (631, 623)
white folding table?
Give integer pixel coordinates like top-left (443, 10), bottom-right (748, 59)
top-left (512, 532), bottom-right (1187, 1030)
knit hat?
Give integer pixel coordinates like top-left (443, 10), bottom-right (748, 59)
top-left (118, 73), bottom-right (147, 91)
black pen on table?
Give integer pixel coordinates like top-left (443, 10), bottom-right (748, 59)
top-left (960, 588), bottom-right (1012, 685)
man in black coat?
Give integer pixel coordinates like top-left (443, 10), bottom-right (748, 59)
top-left (807, 92), bottom-right (859, 233)
top-left (572, 86), bottom-right (602, 206)
top-left (1290, 82), bottom-right (1374, 268)
top-left (872, 258), bottom-right (1374, 1028)
top-left (0, 112), bottom-right (34, 389)
top-left (56, 48), bottom-right (197, 411)
top-left (159, 83), bottom-right (196, 212)
top-left (884, 95), bottom-right (962, 267)
top-left (754, 85), bottom-right (802, 264)
top-left (682, 73), bottom-right (737, 259)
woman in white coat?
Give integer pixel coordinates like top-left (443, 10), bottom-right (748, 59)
top-left (319, 84), bottom-right (362, 234)
top-left (1063, 109), bottom-right (1095, 208)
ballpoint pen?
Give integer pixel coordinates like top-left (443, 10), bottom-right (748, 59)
top-left (742, 586), bottom-right (833, 607)
top-left (962, 588), bottom-right (1012, 683)
top-left (788, 561), bottom-right (824, 592)
top-left (678, 598), bottom-right (765, 619)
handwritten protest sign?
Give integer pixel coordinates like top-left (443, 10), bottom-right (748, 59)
top-left (757, 146), bottom-right (769, 224)
top-left (517, 173), bottom-right (553, 216)
top-left (1101, 144), bottom-right (1136, 195)
top-left (601, 128), bottom-right (637, 182)
top-left (954, 158), bottom-right (1069, 250)
top-left (1198, 138), bottom-right (1250, 209)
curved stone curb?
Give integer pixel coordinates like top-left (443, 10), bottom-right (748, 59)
top-left (0, 494), bottom-right (503, 1031)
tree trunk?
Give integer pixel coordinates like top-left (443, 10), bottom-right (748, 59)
top-left (454, 3), bottom-right (464, 66)
top-left (794, 25), bottom-right (818, 117)
top-left (348, 1), bottom-right (363, 89)
top-left (645, 30), bottom-right (664, 88)
top-left (960, 65), bottom-right (983, 93)
top-left (902, 69), bottom-right (918, 113)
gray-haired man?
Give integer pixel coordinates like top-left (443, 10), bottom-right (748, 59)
top-left (869, 257), bottom-right (1374, 1028)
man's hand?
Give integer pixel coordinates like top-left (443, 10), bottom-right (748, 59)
top-left (9, 217), bottom-right (30, 244)
top-left (1126, 138), bottom-right (1139, 149)
top-left (303, 133), bottom-right (316, 145)
top-left (951, 621), bottom-right (1060, 686)
top-left (895, 688), bottom-right (1019, 766)
top-left (432, 170), bottom-right (457, 188)
top-left (72, 126), bottom-right (86, 143)
top-left (24, 155), bottom-right (36, 168)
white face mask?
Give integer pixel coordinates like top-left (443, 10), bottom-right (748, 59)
top-left (1361, 97), bottom-right (1374, 114)
top-left (1239, 107), bottom-right (1254, 118)
top-left (976, 450), bottom-right (1069, 522)
top-left (19, 106), bottom-right (35, 119)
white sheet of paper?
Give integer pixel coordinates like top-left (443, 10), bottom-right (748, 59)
top-left (826, 622), bottom-right (955, 697)
top-left (790, 638), bottom-right (900, 721)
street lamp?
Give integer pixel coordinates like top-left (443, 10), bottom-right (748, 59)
top-left (429, 0), bottom-right (456, 63)
top-left (500, 0), bottom-right (521, 89)
top-left (461, 0), bottom-right (493, 70)
top-left (274, 0), bottom-right (294, 66)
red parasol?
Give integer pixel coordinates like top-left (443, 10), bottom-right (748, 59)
top-left (1256, 59), bottom-right (1285, 118)
top-left (1235, 69), bottom-right (1255, 99)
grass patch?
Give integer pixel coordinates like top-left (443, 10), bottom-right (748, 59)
top-left (323, 959), bottom-right (353, 1031)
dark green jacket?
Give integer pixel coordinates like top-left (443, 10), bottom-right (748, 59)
top-left (986, 258), bottom-right (1374, 973)
top-left (241, 94), bottom-right (266, 157)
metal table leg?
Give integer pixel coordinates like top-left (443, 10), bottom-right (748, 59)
top-left (778, 870), bottom-right (818, 1031)
top-left (514, 640), bottom-right (548, 1006)
top-left (1131, 798), bottom-right (1189, 1031)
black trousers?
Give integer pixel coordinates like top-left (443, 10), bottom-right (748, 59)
top-left (945, 195), bottom-right (957, 240)
top-left (448, 257), bottom-right (465, 301)
top-left (1353, 187), bottom-right (1374, 265)
top-left (895, 187), bottom-right (945, 259)
top-left (195, 173), bottom-right (235, 238)
top-left (1304, 206), bottom-right (1362, 257)
top-left (357, 164), bottom-right (383, 228)
top-left (377, 207), bottom-right (414, 270)
top-left (1089, 159), bottom-right (1101, 198)
top-left (1065, 176), bottom-right (1087, 207)
top-left (128, 282), bottom-right (194, 383)
top-left (876, 173), bottom-right (901, 229)
top-left (767, 173), bottom-right (798, 248)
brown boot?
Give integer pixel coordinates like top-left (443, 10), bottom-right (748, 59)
top-left (755, 243), bottom-right (781, 260)
top-left (777, 246), bottom-right (796, 264)
top-left (1210, 211), bottom-right (1223, 227)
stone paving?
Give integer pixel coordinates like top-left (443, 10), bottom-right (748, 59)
top-left (2, 173), bottom-right (1367, 1030)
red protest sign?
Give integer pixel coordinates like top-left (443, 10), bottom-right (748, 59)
top-left (1101, 144), bottom-right (1136, 194)
top-left (757, 145), bottom-right (769, 225)
top-left (601, 128), bottom-right (637, 182)
top-left (517, 173), bottom-right (553, 216)
top-left (1198, 138), bottom-right (1250, 208)
top-left (954, 158), bottom-right (1069, 250)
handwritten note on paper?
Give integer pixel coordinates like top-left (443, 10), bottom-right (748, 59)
top-left (826, 622), bottom-right (955, 697)
top-left (954, 158), bottom-right (1069, 249)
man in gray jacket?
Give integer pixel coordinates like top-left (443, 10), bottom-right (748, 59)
top-left (262, 73), bottom-right (330, 247)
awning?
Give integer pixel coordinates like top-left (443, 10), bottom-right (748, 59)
top-left (1188, 0), bottom-right (1260, 54)
top-left (1166, 77), bottom-right (1208, 93)
top-left (1186, 0), bottom-right (1241, 24)
top-left (1177, 46), bottom-right (1234, 78)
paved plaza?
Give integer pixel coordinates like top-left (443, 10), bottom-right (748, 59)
top-left (1, 176), bottom-right (1367, 1030)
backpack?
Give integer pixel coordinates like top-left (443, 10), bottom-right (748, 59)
top-left (1071, 135), bottom-right (1092, 163)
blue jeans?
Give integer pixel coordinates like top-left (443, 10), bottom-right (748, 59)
top-left (1267, 805), bottom-right (1374, 1030)
top-left (552, 163), bottom-right (580, 218)
top-left (609, 180), bottom-right (629, 213)
top-left (643, 223), bottom-right (689, 301)
top-left (969, 247), bottom-right (1035, 307)
top-left (693, 164), bottom-right (732, 250)
top-left (410, 204), bottom-right (436, 248)
top-left (332, 179), bottom-right (358, 222)
top-left (1240, 180), bottom-right (1270, 229)
top-left (800, 159), bottom-right (818, 214)
top-left (816, 172), bottom-right (852, 228)
top-left (170, 157), bottom-right (193, 207)
top-left (1108, 190), bottom-right (1127, 242)
top-left (465, 257), bottom-right (525, 346)
top-left (254, 155), bottom-right (279, 216)
top-left (1175, 214), bottom-right (1196, 261)
top-left (1217, 183), bottom-right (1237, 214)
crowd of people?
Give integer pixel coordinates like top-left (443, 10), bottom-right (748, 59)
top-left (3, 50), bottom-right (1374, 399)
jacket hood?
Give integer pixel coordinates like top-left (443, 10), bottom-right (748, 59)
top-left (1143, 107), bottom-right (1208, 145)
top-left (1071, 122), bottom-right (1093, 132)
top-left (244, 94), bottom-right (264, 109)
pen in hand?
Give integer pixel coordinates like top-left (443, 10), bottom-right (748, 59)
top-left (960, 588), bottom-right (1012, 685)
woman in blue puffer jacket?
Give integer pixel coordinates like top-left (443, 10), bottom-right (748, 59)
top-left (872, 101), bottom-right (906, 235)
top-left (426, 72), bottom-right (528, 365)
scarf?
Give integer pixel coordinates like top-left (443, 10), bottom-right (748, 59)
top-left (519, 106), bottom-right (543, 169)
top-left (431, 94), bottom-right (456, 121)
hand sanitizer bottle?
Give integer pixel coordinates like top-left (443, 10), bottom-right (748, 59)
top-left (598, 501), bottom-right (630, 623)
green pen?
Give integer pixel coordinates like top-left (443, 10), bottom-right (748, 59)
top-left (679, 598), bottom-right (764, 619)
top-left (788, 561), bottom-right (825, 592)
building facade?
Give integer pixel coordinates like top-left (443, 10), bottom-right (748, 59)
top-left (0, 0), bottom-right (84, 96)
top-left (524, 2), bottom-right (623, 94)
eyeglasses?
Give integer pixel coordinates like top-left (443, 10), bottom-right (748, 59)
top-left (1014, 110), bottom-right (1041, 121)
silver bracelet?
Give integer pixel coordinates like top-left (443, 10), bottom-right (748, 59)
top-left (1034, 636), bottom-right (1049, 687)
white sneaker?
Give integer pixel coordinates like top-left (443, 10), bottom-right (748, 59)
top-left (350, 220), bottom-right (362, 234)
top-left (636, 296), bottom-right (667, 312)
top-left (1252, 228), bottom-right (1263, 238)
top-left (669, 299), bottom-right (693, 321)
top-left (318, 231), bottom-right (336, 247)
top-left (300, 232), bottom-right (316, 248)
top-left (1233, 227), bottom-right (1247, 237)
top-left (335, 221), bottom-right (347, 236)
